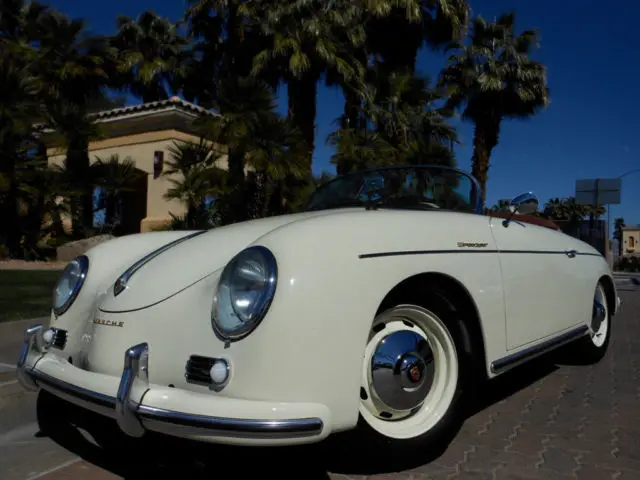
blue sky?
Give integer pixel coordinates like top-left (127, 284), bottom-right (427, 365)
top-left (49, 0), bottom-right (640, 229)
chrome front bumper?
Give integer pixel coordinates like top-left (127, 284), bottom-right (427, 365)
top-left (17, 325), bottom-right (325, 443)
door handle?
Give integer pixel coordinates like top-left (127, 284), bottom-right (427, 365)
top-left (565, 250), bottom-right (577, 258)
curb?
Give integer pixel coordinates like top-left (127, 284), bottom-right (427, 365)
top-left (0, 317), bottom-right (49, 328)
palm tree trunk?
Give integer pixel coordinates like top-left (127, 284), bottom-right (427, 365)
top-left (251, 171), bottom-right (268, 219)
top-left (0, 164), bottom-right (21, 258)
top-left (64, 135), bottom-right (93, 238)
top-left (267, 180), bottom-right (285, 216)
top-left (226, 149), bottom-right (247, 222)
top-left (342, 87), bottom-right (360, 131)
top-left (105, 191), bottom-right (116, 229)
top-left (288, 73), bottom-right (318, 170)
top-left (23, 186), bottom-right (46, 260)
top-left (471, 119), bottom-right (500, 204)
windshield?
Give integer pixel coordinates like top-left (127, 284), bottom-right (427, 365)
top-left (306, 166), bottom-right (482, 214)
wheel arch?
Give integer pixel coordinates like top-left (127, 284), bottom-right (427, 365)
top-left (375, 272), bottom-right (488, 381)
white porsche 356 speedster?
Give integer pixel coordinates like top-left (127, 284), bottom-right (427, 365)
top-left (17, 165), bottom-right (618, 453)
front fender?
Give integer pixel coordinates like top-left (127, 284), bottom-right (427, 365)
top-left (234, 211), bottom-right (506, 428)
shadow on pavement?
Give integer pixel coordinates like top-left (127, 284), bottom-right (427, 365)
top-left (40, 355), bottom-right (558, 479)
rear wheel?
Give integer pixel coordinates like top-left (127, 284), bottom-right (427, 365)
top-left (353, 296), bottom-right (475, 454)
top-left (567, 282), bottom-right (611, 364)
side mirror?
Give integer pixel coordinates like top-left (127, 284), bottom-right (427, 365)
top-left (502, 192), bottom-right (539, 227)
top-left (510, 192), bottom-right (539, 215)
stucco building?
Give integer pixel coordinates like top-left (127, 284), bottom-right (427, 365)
top-left (622, 225), bottom-right (640, 257)
top-left (43, 97), bottom-right (224, 233)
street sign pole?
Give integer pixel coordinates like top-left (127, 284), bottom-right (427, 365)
top-left (589, 179), bottom-right (600, 233)
top-left (576, 178), bottom-right (621, 261)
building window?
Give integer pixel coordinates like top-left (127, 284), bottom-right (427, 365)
top-left (629, 237), bottom-right (635, 248)
top-left (153, 151), bottom-right (164, 179)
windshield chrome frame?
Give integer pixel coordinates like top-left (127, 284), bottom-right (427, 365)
top-left (306, 165), bottom-right (484, 214)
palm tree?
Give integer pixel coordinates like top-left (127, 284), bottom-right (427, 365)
top-left (0, 0), bottom-right (54, 257)
top-left (195, 76), bottom-right (308, 222)
top-left (111, 11), bottom-right (189, 103)
top-left (0, 0), bottom-right (51, 43)
top-left (244, 114), bottom-right (308, 218)
top-left (163, 139), bottom-right (227, 229)
top-left (182, 0), bottom-right (267, 108)
top-left (194, 77), bottom-right (280, 222)
top-left (250, 0), bottom-right (366, 167)
top-left (614, 218), bottom-right (625, 258)
top-left (439, 13), bottom-right (549, 202)
top-left (543, 197), bottom-right (606, 237)
top-left (34, 9), bottom-right (113, 237)
top-left (0, 44), bottom-right (41, 257)
top-left (328, 128), bottom-right (396, 175)
top-left (336, 0), bottom-right (469, 131)
top-left (370, 70), bottom-right (457, 163)
top-left (90, 154), bottom-right (146, 234)
top-left (329, 70), bottom-right (457, 174)
top-left (544, 197), bottom-right (586, 223)
top-left (365, 0), bottom-right (469, 73)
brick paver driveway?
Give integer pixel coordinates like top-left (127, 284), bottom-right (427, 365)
top-left (31, 287), bottom-right (640, 480)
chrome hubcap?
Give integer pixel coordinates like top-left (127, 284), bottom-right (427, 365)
top-left (370, 329), bottom-right (435, 417)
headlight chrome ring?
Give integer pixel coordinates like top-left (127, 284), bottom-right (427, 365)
top-left (52, 255), bottom-right (89, 316)
top-left (212, 246), bottom-right (277, 342)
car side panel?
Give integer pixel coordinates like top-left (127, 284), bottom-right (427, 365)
top-left (488, 217), bottom-right (594, 349)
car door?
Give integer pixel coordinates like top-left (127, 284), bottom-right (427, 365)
top-left (489, 215), bottom-right (587, 350)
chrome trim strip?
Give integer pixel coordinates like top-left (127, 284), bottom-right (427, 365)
top-left (359, 249), bottom-right (602, 259)
top-left (114, 230), bottom-right (205, 296)
top-left (31, 369), bottom-right (116, 408)
top-left (137, 407), bottom-right (323, 439)
top-left (490, 325), bottom-right (589, 374)
top-left (20, 337), bottom-right (323, 440)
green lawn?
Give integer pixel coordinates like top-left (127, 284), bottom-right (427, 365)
top-left (0, 270), bottom-right (61, 323)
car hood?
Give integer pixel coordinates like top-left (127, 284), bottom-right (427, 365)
top-left (98, 208), bottom-right (357, 312)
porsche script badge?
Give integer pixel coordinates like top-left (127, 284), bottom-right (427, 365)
top-left (93, 318), bottom-right (124, 328)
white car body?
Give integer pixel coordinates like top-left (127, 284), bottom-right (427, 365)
top-left (17, 171), bottom-right (619, 448)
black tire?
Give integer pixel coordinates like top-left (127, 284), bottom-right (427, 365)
top-left (36, 389), bottom-right (71, 436)
top-left (565, 282), bottom-right (611, 365)
top-left (343, 292), bottom-right (478, 462)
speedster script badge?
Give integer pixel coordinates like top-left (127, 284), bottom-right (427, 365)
top-left (456, 242), bottom-right (488, 248)
top-left (93, 318), bottom-right (124, 328)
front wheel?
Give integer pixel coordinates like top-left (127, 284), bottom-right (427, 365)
top-left (353, 299), bottom-right (473, 455)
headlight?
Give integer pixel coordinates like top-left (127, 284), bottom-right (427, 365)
top-left (212, 246), bottom-right (277, 341)
top-left (52, 255), bottom-right (89, 316)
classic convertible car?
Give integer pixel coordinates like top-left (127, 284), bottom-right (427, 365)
top-left (17, 165), bottom-right (619, 454)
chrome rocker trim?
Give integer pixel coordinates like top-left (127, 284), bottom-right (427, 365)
top-left (16, 325), bottom-right (323, 440)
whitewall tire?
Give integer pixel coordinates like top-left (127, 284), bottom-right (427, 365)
top-left (568, 282), bottom-right (611, 363)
